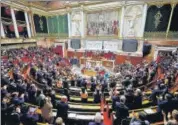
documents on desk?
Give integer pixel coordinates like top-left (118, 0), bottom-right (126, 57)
top-left (76, 114), bottom-right (95, 120)
top-left (144, 108), bottom-right (154, 114)
top-left (68, 113), bottom-right (77, 119)
top-left (70, 87), bottom-right (81, 91)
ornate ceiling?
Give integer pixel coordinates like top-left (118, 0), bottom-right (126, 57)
top-left (14, 1), bottom-right (103, 10)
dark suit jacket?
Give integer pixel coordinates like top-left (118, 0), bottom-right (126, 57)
top-left (115, 102), bottom-right (129, 120)
top-left (56, 101), bottom-right (69, 119)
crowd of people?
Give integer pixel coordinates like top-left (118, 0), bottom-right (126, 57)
top-left (1, 46), bottom-right (178, 125)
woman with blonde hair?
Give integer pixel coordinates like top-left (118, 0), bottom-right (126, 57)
top-left (41, 97), bottom-right (53, 123)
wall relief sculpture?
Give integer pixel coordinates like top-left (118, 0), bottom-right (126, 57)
top-left (123, 5), bottom-right (143, 37)
top-left (71, 11), bottom-right (82, 36)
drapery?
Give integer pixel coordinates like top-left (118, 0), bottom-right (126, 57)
top-left (170, 4), bottom-right (178, 31)
top-left (47, 14), bottom-right (68, 35)
top-left (145, 4), bottom-right (171, 32)
top-left (54, 45), bottom-right (63, 57)
top-left (33, 14), bottom-right (48, 33)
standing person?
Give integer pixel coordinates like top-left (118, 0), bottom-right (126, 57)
top-left (7, 106), bottom-right (21, 125)
top-left (115, 96), bottom-right (129, 125)
top-left (1, 97), bottom-right (7, 125)
top-left (56, 96), bottom-right (69, 124)
top-left (80, 87), bottom-right (88, 103)
top-left (41, 97), bottom-right (53, 124)
top-left (134, 89), bottom-right (142, 109)
top-left (93, 89), bottom-right (101, 103)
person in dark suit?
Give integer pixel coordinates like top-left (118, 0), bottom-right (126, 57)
top-left (122, 77), bottom-right (131, 88)
top-left (1, 97), bottom-right (8, 125)
top-left (115, 96), bottom-right (129, 125)
top-left (91, 81), bottom-right (96, 92)
top-left (158, 94), bottom-right (174, 120)
top-left (93, 89), bottom-right (101, 103)
top-left (111, 91), bottom-right (119, 110)
top-left (21, 107), bottom-right (39, 125)
top-left (56, 96), bottom-right (69, 124)
top-left (1, 85), bottom-right (8, 100)
top-left (125, 88), bottom-right (134, 109)
top-left (134, 89), bottom-right (142, 109)
top-left (7, 107), bottom-right (21, 125)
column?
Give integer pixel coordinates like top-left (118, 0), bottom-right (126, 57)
top-left (24, 11), bottom-right (31, 38)
top-left (1, 22), bottom-right (5, 38)
top-left (28, 11), bottom-right (36, 37)
top-left (67, 13), bottom-right (71, 38)
top-left (68, 39), bottom-right (72, 50)
top-left (166, 4), bottom-right (175, 38)
top-left (81, 5), bottom-right (85, 38)
top-left (119, 6), bottom-right (125, 38)
top-left (10, 8), bottom-right (19, 38)
top-left (140, 3), bottom-right (148, 37)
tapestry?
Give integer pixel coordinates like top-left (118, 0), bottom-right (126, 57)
top-left (103, 41), bottom-right (122, 51)
top-left (123, 5), bottom-right (144, 37)
top-left (33, 14), bottom-right (48, 33)
top-left (48, 15), bottom-right (68, 35)
top-left (170, 4), bottom-right (178, 31)
top-left (85, 41), bottom-right (103, 50)
top-left (71, 11), bottom-right (82, 36)
top-left (86, 10), bottom-right (119, 36)
top-left (145, 4), bottom-right (171, 32)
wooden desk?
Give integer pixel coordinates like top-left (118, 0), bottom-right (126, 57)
top-left (80, 57), bottom-right (115, 69)
top-left (83, 69), bottom-right (97, 76)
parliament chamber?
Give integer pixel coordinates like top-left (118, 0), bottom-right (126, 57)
top-left (1, 1), bottom-right (178, 125)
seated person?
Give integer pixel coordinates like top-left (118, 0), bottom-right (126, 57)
top-left (88, 112), bottom-right (104, 125)
top-left (55, 117), bottom-right (65, 125)
top-left (80, 87), bottom-right (88, 103)
top-left (129, 112), bottom-right (150, 125)
top-left (162, 110), bottom-right (178, 125)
